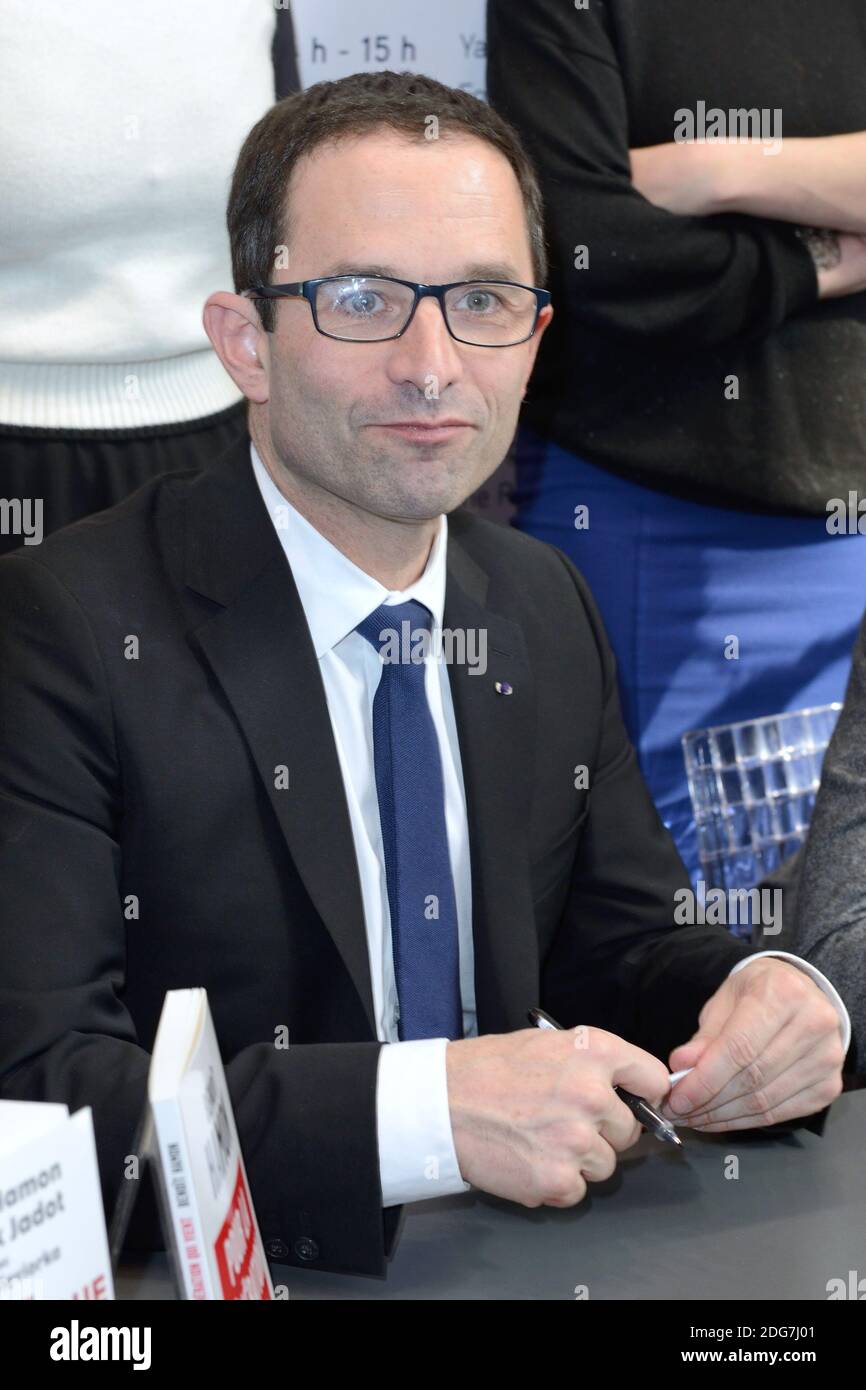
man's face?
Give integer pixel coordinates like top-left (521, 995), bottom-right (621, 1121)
top-left (255, 130), bottom-right (551, 522)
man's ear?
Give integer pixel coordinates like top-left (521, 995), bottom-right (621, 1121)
top-left (203, 292), bottom-right (270, 404)
top-left (522, 302), bottom-right (553, 391)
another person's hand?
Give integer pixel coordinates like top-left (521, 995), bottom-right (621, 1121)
top-left (661, 958), bottom-right (845, 1131)
top-left (815, 231), bottom-right (866, 299)
top-left (445, 1026), bottom-right (670, 1208)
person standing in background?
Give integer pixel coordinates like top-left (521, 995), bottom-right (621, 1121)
top-left (486, 0), bottom-right (866, 883)
top-left (0, 0), bottom-right (299, 556)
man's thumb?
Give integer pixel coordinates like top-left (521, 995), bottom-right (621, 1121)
top-left (668, 1036), bottom-right (712, 1072)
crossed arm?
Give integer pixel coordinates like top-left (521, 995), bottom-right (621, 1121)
top-left (630, 132), bottom-right (866, 297)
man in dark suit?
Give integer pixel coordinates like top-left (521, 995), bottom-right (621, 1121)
top-left (0, 72), bottom-right (849, 1279)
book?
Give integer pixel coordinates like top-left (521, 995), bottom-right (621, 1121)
top-left (147, 988), bottom-right (273, 1300)
top-left (0, 1101), bottom-right (114, 1300)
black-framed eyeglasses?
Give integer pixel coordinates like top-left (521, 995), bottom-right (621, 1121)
top-left (244, 275), bottom-right (551, 347)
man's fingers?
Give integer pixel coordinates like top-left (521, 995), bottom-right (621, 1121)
top-left (599, 1097), bottom-right (644, 1154)
top-left (578, 1132), bottom-right (621, 1184)
top-left (667, 1039), bottom-right (708, 1073)
top-left (663, 994), bottom-right (789, 1116)
top-left (543, 1132), bottom-right (620, 1203)
top-left (579, 1100), bottom-right (644, 1182)
top-left (569, 1080), bottom-right (644, 1156)
top-left (686, 1068), bottom-right (844, 1132)
top-left (673, 1021), bottom-right (816, 1120)
top-left (682, 1028), bottom-right (845, 1127)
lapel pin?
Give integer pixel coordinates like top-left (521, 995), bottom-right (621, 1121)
top-left (495, 681), bottom-right (514, 695)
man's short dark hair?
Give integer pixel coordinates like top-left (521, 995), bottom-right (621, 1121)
top-left (227, 69), bottom-right (548, 330)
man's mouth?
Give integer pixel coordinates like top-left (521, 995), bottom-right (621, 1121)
top-left (370, 420), bottom-right (475, 444)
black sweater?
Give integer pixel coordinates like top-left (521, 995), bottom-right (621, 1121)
top-left (486, 0), bottom-right (866, 514)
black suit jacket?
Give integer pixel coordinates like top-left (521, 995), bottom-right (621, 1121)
top-left (0, 436), bottom-right (768, 1276)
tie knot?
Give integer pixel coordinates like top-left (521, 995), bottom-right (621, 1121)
top-left (356, 599), bottom-right (433, 660)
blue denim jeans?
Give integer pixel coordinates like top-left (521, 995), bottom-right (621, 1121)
top-left (512, 426), bottom-right (866, 882)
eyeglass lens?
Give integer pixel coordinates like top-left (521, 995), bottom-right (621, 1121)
top-left (313, 277), bottom-right (537, 344)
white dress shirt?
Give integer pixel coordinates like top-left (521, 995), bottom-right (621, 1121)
top-left (250, 443), bottom-right (851, 1208)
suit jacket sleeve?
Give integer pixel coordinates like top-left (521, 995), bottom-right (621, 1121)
top-left (540, 547), bottom-right (762, 1062)
top-left (0, 552), bottom-right (396, 1277)
top-left (540, 549), bottom-right (836, 1136)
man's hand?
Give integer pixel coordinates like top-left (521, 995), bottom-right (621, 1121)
top-left (445, 1026), bottom-right (670, 1209)
top-left (660, 959), bottom-right (845, 1131)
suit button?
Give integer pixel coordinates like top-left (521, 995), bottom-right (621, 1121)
top-left (265, 1238), bottom-right (289, 1260)
top-left (294, 1236), bottom-right (319, 1262)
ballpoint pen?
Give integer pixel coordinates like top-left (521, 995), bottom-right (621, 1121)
top-left (527, 1006), bottom-right (686, 1147)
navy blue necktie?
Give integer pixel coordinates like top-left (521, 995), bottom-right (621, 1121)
top-left (356, 599), bottom-right (463, 1041)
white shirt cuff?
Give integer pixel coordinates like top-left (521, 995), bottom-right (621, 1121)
top-left (375, 1038), bottom-right (472, 1207)
top-left (729, 950), bottom-right (852, 1055)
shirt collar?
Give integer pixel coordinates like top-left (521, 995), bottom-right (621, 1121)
top-left (250, 441), bottom-right (448, 658)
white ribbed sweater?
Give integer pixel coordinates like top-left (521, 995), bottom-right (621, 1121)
top-left (0, 0), bottom-right (277, 429)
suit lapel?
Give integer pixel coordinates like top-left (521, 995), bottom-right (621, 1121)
top-left (180, 442), bottom-right (539, 1042)
top-left (182, 442), bottom-right (378, 1037)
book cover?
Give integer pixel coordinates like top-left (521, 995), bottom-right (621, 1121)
top-left (0, 1102), bottom-right (114, 1301)
top-left (148, 988), bottom-right (273, 1300)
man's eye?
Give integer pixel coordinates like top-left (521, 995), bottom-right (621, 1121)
top-left (334, 289), bottom-right (386, 316)
top-left (457, 289), bottom-right (498, 314)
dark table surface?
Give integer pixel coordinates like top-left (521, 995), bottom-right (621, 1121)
top-left (117, 1089), bottom-right (866, 1300)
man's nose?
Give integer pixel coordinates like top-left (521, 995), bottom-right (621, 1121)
top-left (384, 295), bottom-right (464, 392)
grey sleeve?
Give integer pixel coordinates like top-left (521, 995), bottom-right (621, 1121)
top-left (793, 611), bottom-right (866, 1074)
